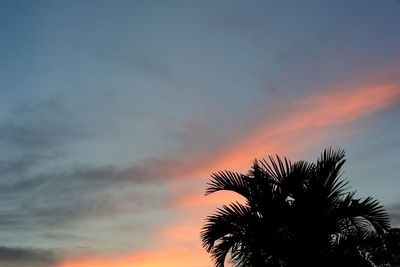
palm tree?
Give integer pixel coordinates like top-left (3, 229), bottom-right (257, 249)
top-left (201, 148), bottom-right (390, 267)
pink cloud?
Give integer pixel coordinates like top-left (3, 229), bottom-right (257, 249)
top-left (58, 248), bottom-right (211, 267)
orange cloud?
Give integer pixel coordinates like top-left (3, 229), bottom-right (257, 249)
top-left (190, 81), bottom-right (400, 176)
top-left (58, 248), bottom-right (211, 267)
top-left (175, 190), bottom-right (246, 209)
top-left (142, 77), bottom-right (400, 185)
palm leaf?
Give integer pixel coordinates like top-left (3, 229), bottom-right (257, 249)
top-left (335, 193), bottom-right (390, 235)
top-left (201, 202), bottom-right (252, 252)
top-left (282, 160), bottom-right (315, 200)
top-left (259, 155), bottom-right (292, 184)
top-left (205, 171), bottom-right (251, 199)
top-left (211, 236), bottom-right (237, 267)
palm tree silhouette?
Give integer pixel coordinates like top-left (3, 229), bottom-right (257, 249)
top-left (201, 148), bottom-right (390, 267)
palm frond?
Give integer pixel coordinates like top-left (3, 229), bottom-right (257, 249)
top-left (205, 171), bottom-right (250, 199)
top-left (331, 227), bottom-right (375, 259)
top-left (211, 236), bottom-right (237, 267)
top-left (318, 147), bottom-right (346, 168)
top-left (201, 202), bottom-right (252, 252)
top-left (259, 155), bottom-right (292, 184)
top-left (308, 147), bottom-right (348, 206)
top-left (316, 147), bottom-right (346, 188)
top-left (336, 194), bottom-right (390, 235)
top-left (282, 160), bottom-right (315, 199)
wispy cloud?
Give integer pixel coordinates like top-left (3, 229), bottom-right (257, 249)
top-left (0, 246), bottom-right (56, 267)
top-left (88, 37), bottom-right (193, 91)
top-left (0, 98), bottom-right (89, 177)
top-left (0, 163), bottom-right (172, 244)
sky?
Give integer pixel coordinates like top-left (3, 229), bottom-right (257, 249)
top-left (0, 0), bottom-right (400, 266)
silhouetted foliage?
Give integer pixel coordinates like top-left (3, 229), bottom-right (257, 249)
top-left (201, 148), bottom-right (391, 267)
top-left (362, 228), bottom-right (400, 266)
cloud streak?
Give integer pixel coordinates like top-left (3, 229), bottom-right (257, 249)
top-left (0, 246), bottom-right (56, 267)
top-left (175, 76), bottom-right (400, 180)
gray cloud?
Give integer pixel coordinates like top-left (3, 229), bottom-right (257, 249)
top-left (0, 162), bottom-right (172, 229)
top-left (1, 98), bottom-right (86, 149)
top-left (0, 87), bottom-right (230, 257)
top-left (86, 35), bottom-right (194, 91)
top-left (0, 154), bottom-right (50, 176)
top-left (0, 97), bottom-right (184, 255)
top-left (0, 98), bottom-right (90, 177)
top-left (0, 246), bottom-right (56, 267)
top-left (126, 52), bottom-right (192, 89)
top-left (0, 156), bottom-right (186, 194)
top-left (0, 158), bottom-right (178, 257)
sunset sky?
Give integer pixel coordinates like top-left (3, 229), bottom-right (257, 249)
top-left (1, 1), bottom-right (400, 266)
